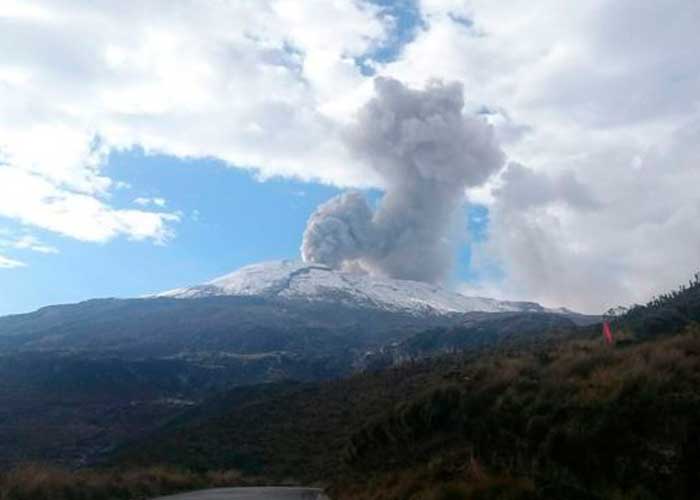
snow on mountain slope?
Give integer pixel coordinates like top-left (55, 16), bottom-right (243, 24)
top-left (154, 260), bottom-right (552, 316)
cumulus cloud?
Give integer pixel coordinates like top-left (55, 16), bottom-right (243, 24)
top-left (301, 77), bottom-right (504, 283)
top-left (0, 168), bottom-right (179, 244)
top-left (473, 121), bottom-right (700, 313)
top-left (377, 0), bottom-right (700, 312)
top-left (0, 0), bottom-right (392, 249)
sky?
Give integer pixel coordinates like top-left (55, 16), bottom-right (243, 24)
top-left (1, 0), bottom-right (699, 316)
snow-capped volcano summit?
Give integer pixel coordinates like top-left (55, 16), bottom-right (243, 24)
top-left (0, 260), bottom-right (591, 385)
top-left (155, 260), bottom-right (554, 316)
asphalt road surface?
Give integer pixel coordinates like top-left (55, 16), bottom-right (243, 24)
top-left (152, 487), bottom-right (329, 500)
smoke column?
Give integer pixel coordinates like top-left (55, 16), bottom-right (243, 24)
top-left (301, 77), bottom-right (504, 283)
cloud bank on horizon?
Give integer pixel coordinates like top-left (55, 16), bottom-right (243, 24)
top-left (1, 0), bottom-right (699, 312)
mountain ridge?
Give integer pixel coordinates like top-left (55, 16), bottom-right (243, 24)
top-left (152, 260), bottom-right (571, 316)
top-left (0, 260), bottom-right (602, 470)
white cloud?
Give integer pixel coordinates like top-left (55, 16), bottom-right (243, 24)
top-left (377, 0), bottom-right (700, 312)
top-left (0, 168), bottom-right (179, 243)
top-left (0, 0), bottom-right (392, 248)
top-left (133, 197), bottom-right (166, 207)
top-left (0, 254), bottom-right (26, 269)
top-left (4, 234), bottom-right (59, 254)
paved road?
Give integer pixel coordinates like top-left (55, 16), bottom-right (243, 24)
top-left (152, 487), bottom-right (329, 500)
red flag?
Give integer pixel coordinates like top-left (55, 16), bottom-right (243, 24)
top-left (602, 321), bottom-right (614, 345)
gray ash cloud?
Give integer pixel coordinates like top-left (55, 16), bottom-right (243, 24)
top-left (301, 77), bottom-right (504, 283)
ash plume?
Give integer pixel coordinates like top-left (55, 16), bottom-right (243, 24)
top-left (301, 77), bottom-right (504, 283)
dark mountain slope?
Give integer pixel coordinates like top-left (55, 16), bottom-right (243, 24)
top-left (0, 296), bottom-right (450, 357)
top-left (363, 312), bottom-right (580, 369)
top-left (0, 261), bottom-right (593, 362)
top-left (0, 296), bottom-right (588, 469)
top-left (114, 275), bottom-right (700, 499)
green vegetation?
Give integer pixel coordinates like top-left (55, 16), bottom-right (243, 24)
top-left (613, 271), bottom-right (700, 338)
top-left (112, 325), bottom-right (700, 498)
top-left (334, 323), bottom-right (700, 499)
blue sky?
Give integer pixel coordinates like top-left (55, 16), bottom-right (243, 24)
top-left (0, 148), bottom-right (490, 316)
top-left (0, 151), bottom-right (336, 315)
